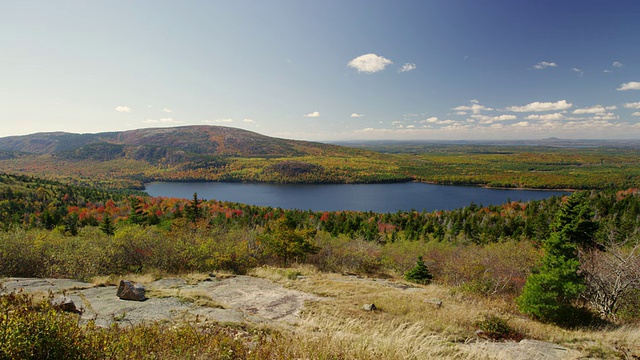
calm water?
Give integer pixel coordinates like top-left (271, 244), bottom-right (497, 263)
top-left (145, 182), bottom-right (568, 213)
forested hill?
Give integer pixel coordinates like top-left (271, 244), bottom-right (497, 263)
top-left (0, 126), bottom-right (365, 159)
top-left (0, 126), bottom-right (407, 188)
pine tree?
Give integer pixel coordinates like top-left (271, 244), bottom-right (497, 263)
top-left (100, 214), bottom-right (115, 236)
top-left (404, 256), bottom-right (433, 284)
top-left (185, 192), bottom-right (202, 224)
top-left (517, 192), bottom-right (596, 324)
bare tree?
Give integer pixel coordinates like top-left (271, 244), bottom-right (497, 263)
top-left (580, 236), bottom-right (640, 319)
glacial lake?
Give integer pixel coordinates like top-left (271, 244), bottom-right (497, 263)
top-left (144, 182), bottom-right (568, 213)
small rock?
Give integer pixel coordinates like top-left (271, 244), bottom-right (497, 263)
top-left (116, 280), bottom-right (146, 301)
top-left (425, 298), bottom-right (442, 308)
top-left (363, 303), bottom-right (377, 311)
top-left (50, 296), bottom-right (81, 314)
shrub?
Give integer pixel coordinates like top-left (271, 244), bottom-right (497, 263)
top-left (473, 314), bottom-right (521, 341)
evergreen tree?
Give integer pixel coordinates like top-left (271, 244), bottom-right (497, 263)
top-left (100, 214), bottom-right (115, 236)
top-left (517, 192), bottom-right (596, 325)
top-left (64, 213), bottom-right (79, 236)
top-left (404, 256), bottom-right (433, 284)
top-left (129, 197), bottom-right (146, 225)
top-left (185, 192), bottom-right (202, 224)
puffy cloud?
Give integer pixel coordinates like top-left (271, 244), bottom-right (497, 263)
top-left (617, 82), bottom-right (640, 91)
top-left (162, 108), bottom-right (173, 113)
top-left (243, 118), bottom-right (255, 123)
top-left (573, 106), bottom-right (607, 114)
top-left (572, 68), bottom-right (583, 77)
top-left (624, 102), bottom-right (640, 109)
top-left (348, 53), bottom-right (393, 73)
top-left (505, 100), bottom-right (572, 112)
top-left (632, 112), bottom-right (640, 117)
top-left (419, 117), bottom-right (457, 125)
top-left (513, 121), bottom-right (530, 127)
top-left (525, 113), bottom-right (565, 121)
top-left (398, 63), bottom-right (416, 73)
top-left (350, 113), bottom-right (365, 118)
top-left (470, 99), bottom-right (480, 104)
top-left (452, 103), bottom-right (493, 114)
top-left (532, 61), bottom-right (557, 70)
top-left (115, 106), bottom-right (132, 113)
top-left (304, 111), bottom-right (320, 118)
top-left (613, 61), bottom-right (623, 68)
top-left (471, 114), bottom-right (517, 124)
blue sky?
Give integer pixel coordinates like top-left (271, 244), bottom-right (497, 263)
top-left (2, 0), bottom-right (640, 141)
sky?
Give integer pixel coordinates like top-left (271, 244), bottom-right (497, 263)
top-left (2, 0), bottom-right (640, 141)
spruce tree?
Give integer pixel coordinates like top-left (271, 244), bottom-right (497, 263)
top-left (185, 192), bottom-right (202, 224)
top-left (100, 214), bottom-right (115, 236)
top-left (517, 192), bottom-right (596, 324)
top-left (404, 256), bottom-right (433, 284)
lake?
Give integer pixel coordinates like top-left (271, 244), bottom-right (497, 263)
top-left (144, 182), bottom-right (568, 213)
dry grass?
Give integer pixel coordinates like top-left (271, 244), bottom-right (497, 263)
top-left (251, 266), bottom-right (640, 359)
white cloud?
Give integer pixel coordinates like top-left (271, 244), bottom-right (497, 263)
top-left (452, 103), bottom-right (493, 114)
top-left (398, 63), bottom-right (416, 73)
top-left (203, 118), bottom-right (234, 124)
top-left (613, 61), bottom-right (623, 68)
top-left (471, 114), bottom-right (517, 123)
top-left (604, 69), bottom-right (612, 73)
top-left (162, 108), bottom-right (173, 113)
top-left (456, 111), bottom-right (467, 115)
top-left (513, 121), bottom-right (530, 127)
top-left (243, 118), bottom-right (255, 123)
top-left (470, 99), bottom-right (479, 104)
top-left (348, 53), bottom-right (393, 73)
top-left (632, 112), bottom-right (640, 117)
top-left (591, 113), bottom-right (619, 121)
top-left (304, 111), bottom-right (320, 118)
top-left (350, 113), bottom-right (365, 118)
top-left (624, 102), bottom-right (640, 109)
top-left (617, 82), bottom-right (640, 91)
top-left (505, 100), bottom-right (572, 112)
top-left (525, 113), bottom-right (565, 121)
top-left (115, 106), bottom-right (132, 113)
top-left (144, 118), bottom-right (181, 124)
top-left (572, 68), bottom-right (583, 77)
top-left (419, 117), bottom-right (457, 125)
top-left (573, 106), bottom-right (608, 114)
top-left (532, 61), bottom-right (557, 70)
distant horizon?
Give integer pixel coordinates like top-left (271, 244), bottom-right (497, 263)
top-left (3, 1), bottom-right (640, 141)
top-left (3, 124), bottom-right (640, 145)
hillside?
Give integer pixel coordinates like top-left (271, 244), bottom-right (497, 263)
top-left (0, 126), bottom-right (359, 158)
top-left (0, 126), bottom-right (408, 189)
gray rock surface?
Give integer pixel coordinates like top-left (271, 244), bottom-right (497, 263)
top-left (1, 275), bottom-right (321, 327)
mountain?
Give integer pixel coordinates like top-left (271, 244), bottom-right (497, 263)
top-left (0, 126), bottom-right (356, 159)
top-left (0, 126), bottom-right (408, 188)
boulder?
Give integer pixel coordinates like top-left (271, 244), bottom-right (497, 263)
top-left (363, 303), bottom-right (377, 311)
top-left (50, 296), bottom-right (81, 314)
top-left (116, 280), bottom-right (146, 301)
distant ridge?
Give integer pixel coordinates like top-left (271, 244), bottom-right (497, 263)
top-left (0, 126), bottom-right (358, 160)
